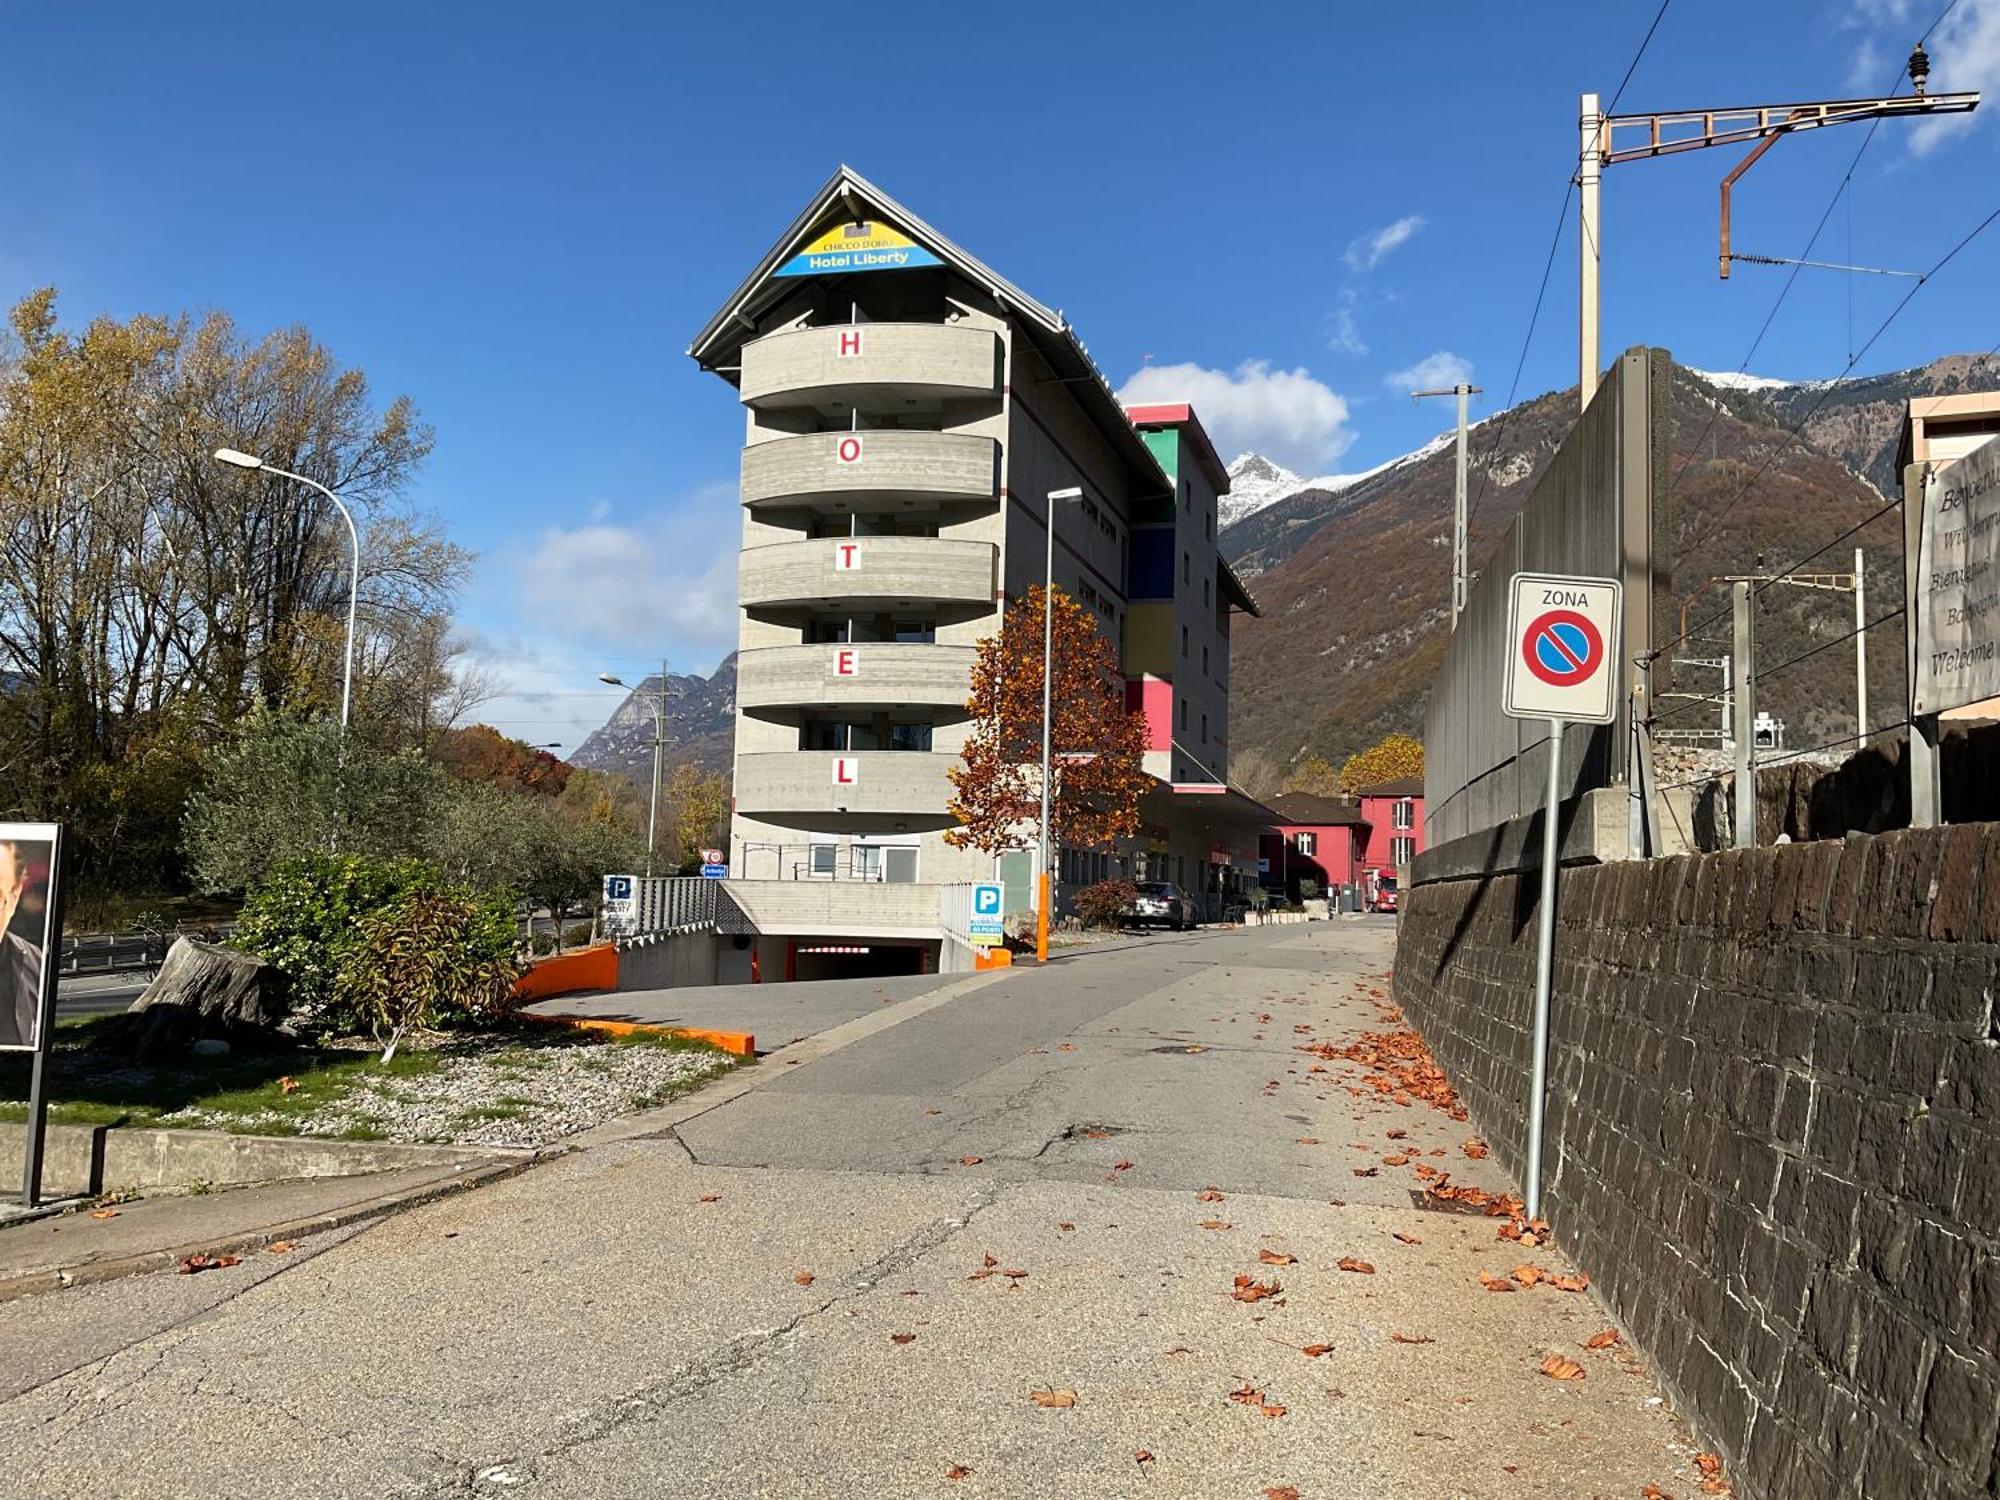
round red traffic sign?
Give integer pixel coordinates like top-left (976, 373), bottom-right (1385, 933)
top-left (1522, 609), bottom-right (1604, 687)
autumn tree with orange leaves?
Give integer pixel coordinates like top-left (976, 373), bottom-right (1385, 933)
top-left (946, 585), bottom-right (1148, 857)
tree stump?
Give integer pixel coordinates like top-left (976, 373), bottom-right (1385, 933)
top-left (90, 937), bottom-right (292, 1060)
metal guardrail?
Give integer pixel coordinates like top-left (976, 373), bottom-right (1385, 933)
top-left (57, 922), bottom-right (234, 978)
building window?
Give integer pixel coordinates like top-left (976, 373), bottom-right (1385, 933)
top-left (1394, 798), bottom-right (1415, 830)
top-left (1205, 508), bottom-right (1212, 540)
top-left (1178, 697), bottom-right (1187, 729)
top-left (1181, 480), bottom-right (1189, 513)
top-left (884, 847), bottom-right (919, 883)
top-left (1202, 645), bottom-right (1209, 675)
top-left (1294, 832), bottom-right (1317, 856)
top-left (809, 843), bottom-right (837, 878)
top-left (1391, 836), bottom-right (1415, 866)
top-left (1183, 551), bottom-right (1190, 585)
top-left (1200, 712), bottom-right (1207, 742)
top-left (1181, 624), bottom-right (1189, 657)
top-left (1203, 578), bottom-right (1210, 608)
top-left (889, 722), bottom-right (933, 751)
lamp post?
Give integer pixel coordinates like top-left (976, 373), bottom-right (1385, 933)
top-left (212, 448), bottom-right (362, 737)
top-left (1038, 487), bottom-right (1084, 964)
top-left (599, 662), bottom-right (669, 878)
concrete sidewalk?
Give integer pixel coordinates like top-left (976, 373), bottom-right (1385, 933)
top-left (0, 1157), bottom-right (522, 1301)
top-left (0, 923), bottom-right (1720, 1499)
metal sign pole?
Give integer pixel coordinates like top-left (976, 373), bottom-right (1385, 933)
top-left (1525, 719), bottom-right (1563, 1220)
top-left (19, 824), bottom-right (66, 1208)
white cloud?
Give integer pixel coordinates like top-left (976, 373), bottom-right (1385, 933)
top-left (1325, 287), bottom-right (1367, 356)
top-left (1847, 0), bottom-right (2000, 152)
top-left (1385, 351), bottom-right (1475, 394)
top-left (1117, 359), bottom-right (1355, 471)
top-left (451, 479), bottom-right (742, 747)
top-left (1343, 214), bottom-right (1426, 273)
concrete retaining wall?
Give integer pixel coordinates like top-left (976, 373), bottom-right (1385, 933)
top-left (1392, 825), bottom-right (2000, 1499)
top-left (0, 1122), bottom-right (506, 1198)
top-left (1424, 346), bottom-right (1673, 848)
top-left (616, 930), bottom-right (720, 990)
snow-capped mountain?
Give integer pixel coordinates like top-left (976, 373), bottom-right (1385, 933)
top-left (1220, 454), bottom-right (1306, 529)
top-left (1221, 434), bottom-right (1459, 532)
top-left (1687, 368), bottom-right (1794, 392)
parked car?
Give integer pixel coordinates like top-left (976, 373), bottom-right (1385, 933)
top-left (1372, 873), bottom-right (1400, 914)
top-left (1123, 881), bottom-right (1195, 931)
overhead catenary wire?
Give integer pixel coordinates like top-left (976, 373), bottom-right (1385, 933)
top-left (1464, 1), bottom-right (1672, 532)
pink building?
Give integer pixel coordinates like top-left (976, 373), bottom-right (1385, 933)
top-left (1257, 793), bottom-right (1368, 903)
top-left (1356, 776), bottom-right (1426, 886)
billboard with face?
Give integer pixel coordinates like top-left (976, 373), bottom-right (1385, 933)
top-left (0, 824), bottom-right (59, 1052)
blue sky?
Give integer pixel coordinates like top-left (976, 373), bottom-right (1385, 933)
top-left (6, 0), bottom-right (1998, 747)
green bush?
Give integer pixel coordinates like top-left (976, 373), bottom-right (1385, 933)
top-left (337, 887), bottom-right (521, 1061)
top-left (1074, 877), bottom-right (1138, 930)
top-left (233, 854), bottom-right (519, 1041)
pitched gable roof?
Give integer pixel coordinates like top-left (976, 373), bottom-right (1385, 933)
top-left (686, 165), bottom-right (1168, 493)
top-left (1266, 792), bottom-right (1369, 826)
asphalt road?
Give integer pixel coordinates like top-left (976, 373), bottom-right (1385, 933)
top-left (54, 973), bottom-right (148, 1018)
top-left (0, 921), bottom-right (1710, 1499)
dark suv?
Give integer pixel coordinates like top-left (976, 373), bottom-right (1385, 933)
top-left (1123, 881), bottom-right (1195, 931)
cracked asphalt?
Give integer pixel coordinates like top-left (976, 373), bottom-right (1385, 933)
top-left (0, 921), bottom-right (1710, 1499)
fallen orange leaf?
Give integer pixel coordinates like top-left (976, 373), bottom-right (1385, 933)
top-left (1462, 1138), bottom-right (1489, 1159)
top-left (89, 1209), bottom-right (119, 1220)
top-left (1058, 1222), bottom-right (1076, 1231)
top-left (1392, 1231), bottom-right (1422, 1245)
top-left (277, 1075), bottom-right (299, 1095)
top-left (1540, 1353), bottom-right (1586, 1381)
top-left (946, 1464), bottom-right (972, 1481)
top-left (1336, 1257), bottom-right (1375, 1275)
top-left (1134, 1450), bottom-right (1154, 1466)
top-left (177, 1254), bottom-right (241, 1275)
top-left (1478, 1272), bottom-right (1515, 1293)
top-left (1264, 1488), bottom-right (1301, 1500)
top-left (1228, 1383), bottom-right (1287, 1418)
top-left (266, 1240), bottom-right (296, 1254)
top-left (1198, 1219), bottom-right (1232, 1230)
top-left (793, 1271), bottom-right (815, 1286)
top-left (1112, 1159), bottom-right (1135, 1171)
top-left (1301, 1342), bottom-right (1334, 1357)
top-left (960, 1156), bottom-right (982, 1166)
top-left (890, 1332), bottom-right (916, 1345)
top-left (1231, 1274), bottom-right (1282, 1303)
top-left (1549, 1272), bottom-right (1590, 1293)
top-left (1258, 1249), bottom-right (1297, 1266)
top-left (697, 1194), bottom-right (722, 1204)
top-left (1391, 1332), bottom-right (1435, 1345)
top-left (1583, 1328), bottom-right (1621, 1350)
top-left (1029, 1388), bottom-right (1077, 1408)
top-left (1512, 1264), bottom-right (1544, 1288)
top-left (1196, 1187), bottom-right (1224, 1203)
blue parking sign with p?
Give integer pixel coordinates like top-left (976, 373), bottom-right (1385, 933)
top-left (605, 876), bottom-right (633, 901)
top-left (973, 883), bottom-right (1002, 917)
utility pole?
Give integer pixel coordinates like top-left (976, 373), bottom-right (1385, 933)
top-left (1732, 582), bottom-right (1756, 849)
top-left (1411, 383), bottom-right (1484, 624)
top-left (1577, 52), bottom-right (1976, 409)
top-left (1578, 91), bottom-right (1602, 412)
top-left (1038, 487), bottom-right (1083, 964)
top-left (1854, 547), bottom-right (1868, 745)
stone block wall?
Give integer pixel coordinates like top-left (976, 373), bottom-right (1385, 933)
top-left (1393, 825), bottom-right (2000, 1499)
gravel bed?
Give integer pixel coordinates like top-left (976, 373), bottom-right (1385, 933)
top-left (161, 1038), bottom-right (735, 1149)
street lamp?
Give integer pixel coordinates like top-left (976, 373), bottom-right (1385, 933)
top-left (212, 448), bottom-right (362, 735)
top-left (1038, 487), bottom-right (1084, 964)
top-left (599, 663), bottom-right (669, 878)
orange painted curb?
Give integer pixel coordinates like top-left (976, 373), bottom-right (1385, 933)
top-left (518, 1010), bottom-right (756, 1057)
top-left (975, 947), bottom-right (1013, 970)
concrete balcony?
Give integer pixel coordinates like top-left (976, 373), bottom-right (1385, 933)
top-left (735, 751), bottom-right (957, 820)
top-left (738, 643), bottom-right (975, 713)
top-left (739, 536), bottom-right (996, 612)
top-left (739, 430), bottom-right (997, 514)
top-left (740, 323), bottom-right (1001, 411)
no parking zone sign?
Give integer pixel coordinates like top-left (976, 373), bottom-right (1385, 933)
top-left (1503, 573), bottom-right (1622, 725)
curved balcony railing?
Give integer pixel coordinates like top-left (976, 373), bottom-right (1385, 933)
top-left (737, 643), bottom-right (975, 713)
top-left (740, 322), bottom-right (1001, 411)
top-left (738, 536), bottom-right (996, 612)
top-left (734, 751), bottom-right (957, 819)
top-left (739, 430), bottom-right (996, 513)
